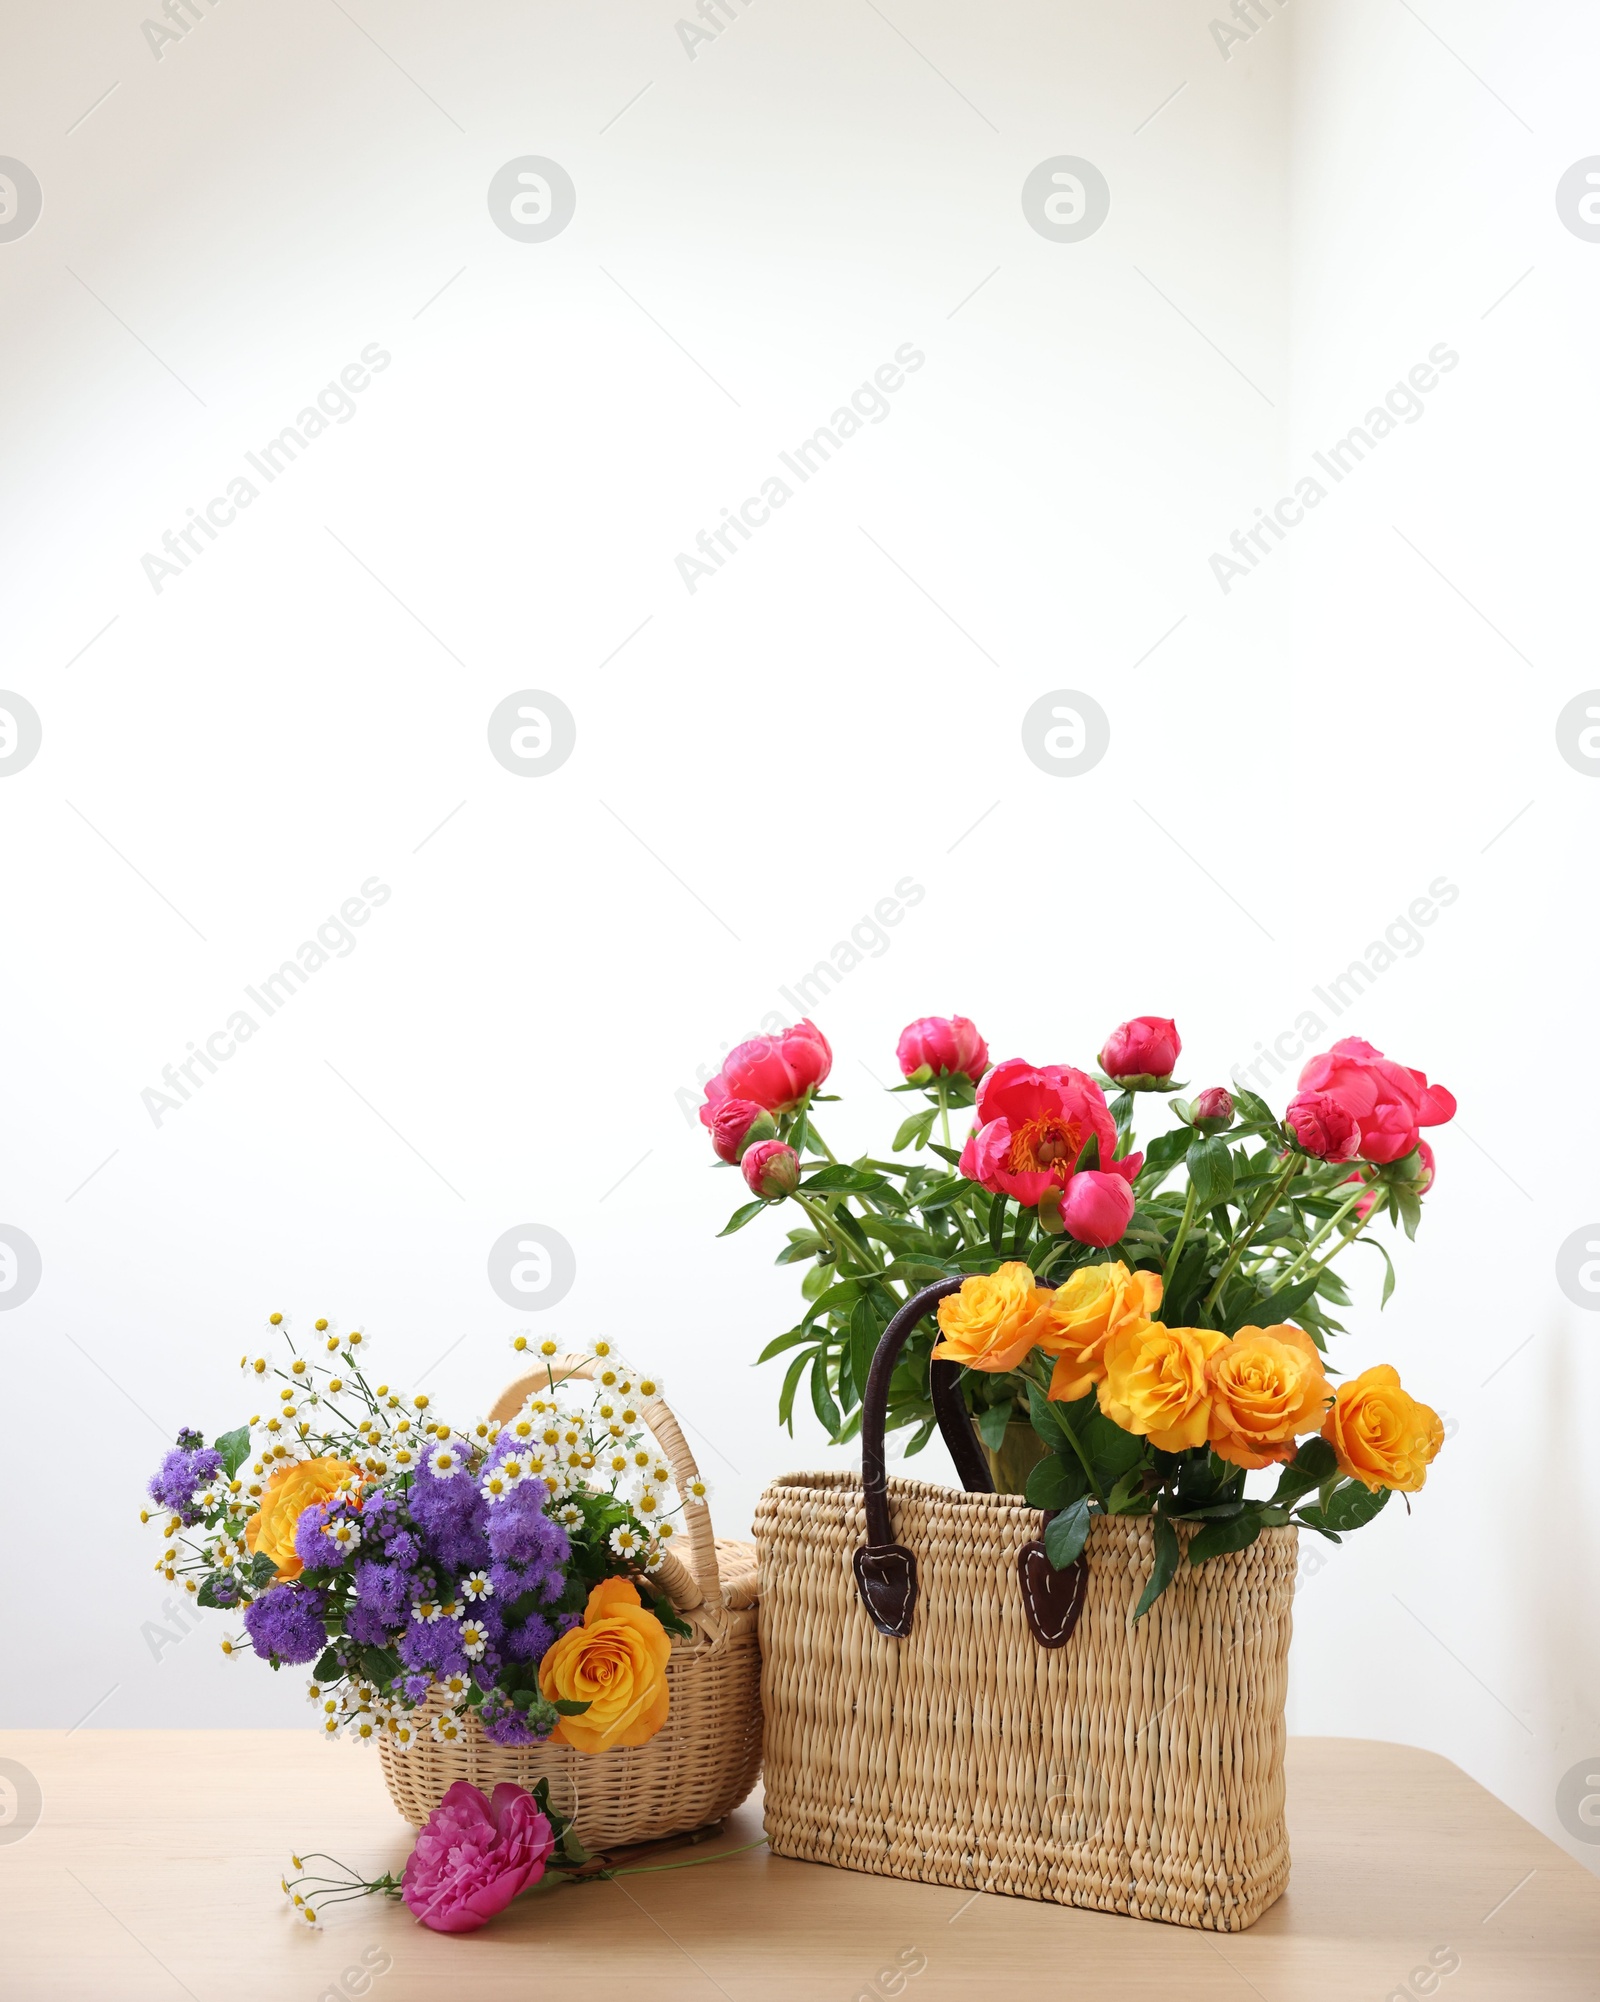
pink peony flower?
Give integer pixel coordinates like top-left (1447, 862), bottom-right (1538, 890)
top-left (1060, 1169), bottom-right (1137, 1247)
top-left (709, 1098), bottom-right (776, 1164)
top-left (1296, 1037), bottom-right (1455, 1166)
top-left (1099, 1017), bottom-right (1181, 1086)
top-left (1285, 1090), bottom-right (1362, 1163)
top-left (401, 1781), bottom-right (556, 1934)
top-left (742, 1140), bottom-right (801, 1199)
top-left (698, 1020), bottom-right (832, 1129)
top-left (959, 1060), bottom-right (1141, 1210)
top-left (896, 1016), bottom-right (990, 1085)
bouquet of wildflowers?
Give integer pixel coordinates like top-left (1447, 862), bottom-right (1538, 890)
top-left (141, 1320), bottom-right (706, 1747)
top-left (703, 1012), bottom-right (1452, 1611)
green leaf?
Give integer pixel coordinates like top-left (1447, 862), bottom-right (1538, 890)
top-left (1395, 1186), bottom-right (1423, 1241)
top-left (1106, 1466), bottom-right (1150, 1514)
top-left (987, 1192), bottom-right (1008, 1254)
top-left (1187, 1510), bottom-right (1264, 1565)
top-left (1186, 1136), bottom-right (1235, 1211)
top-left (195, 1574), bottom-right (235, 1609)
top-left (1230, 1088), bottom-right (1279, 1131)
top-left (1043, 1497), bottom-right (1094, 1570)
top-left (1024, 1381), bottom-right (1073, 1456)
top-left (892, 1107), bottom-right (937, 1153)
top-left (757, 1324), bottom-right (816, 1363)
top-left (312, 1647), bottom-right (341, 1683)
top-left (1024, 1453), bottom-right (1086, 1511)
top-left (248, 1552), bottom-right (279, 1588)
top-left (777, 1348), bottom-right (815, 1432)
top-left (800, 1164), bottom-right (888, 1194)
top-left (1269, 1435), bottom-right (1337, 1508)
top-left (362, 1645), bottom-right (402, 1687)
top-left (848, 1300), bottom-right (881, 1408)
top-left (1230, 1275), bottom-right (1318, 1331)
top-left (647, 1593), bottom-right (694, 1641)
top-left (718, 1199), bottom-right (768, 1237)
top-left (1133, 1514), bottom-right (1181, 1620)
top-left (974, 1400), bottom-right (1013, 1453)
top-left (1302, 1481), bottom-right (1391, 1533)
top-left (809, 1353), bottom-right (841, 1439)
top-left (799, 1262), bottom-right (834, 1302)
top-left (1083, 1409), bottom-right (1144, 1488)
top-left (552, 1698), bottom-right (592, 1716)
top-left (213, 1425), bottom-right (252, 1479)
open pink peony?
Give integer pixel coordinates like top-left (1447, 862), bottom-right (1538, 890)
top-left (1296, 1037), bottom-right (1455, 1166)
top-left (401, 1781), bottom-right (556, 1934)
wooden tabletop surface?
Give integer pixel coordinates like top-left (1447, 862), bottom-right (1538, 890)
top-left (1, 1732), bottom-right (1595, 2000)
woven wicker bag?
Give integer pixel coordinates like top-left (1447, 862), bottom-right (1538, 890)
top-left (379, 1356), bottom-right (762, 1848)
top-left (755, 1279), bottom-right (1297, 1932)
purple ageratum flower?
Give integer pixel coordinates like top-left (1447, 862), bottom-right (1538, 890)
top-left (396, 1612), bottom-right (469, 1680)
top-left (351, 1559), bottom-right (412, 1631)
top-left (243, 1585), bottom-right (328, 1667)
top-left (293, 1497), bottom-right (367, 1574)
top-left (148, 1441), bottom-right (224, 1526)
top-left (486, 1485), bottom-right (570, 1575)
top-left (499, 1608), bottom-right (555, 1665)
top-left (408, 1462), bottom-right (490, 1576)
top-left (478, 1686), bottom-right (556, 1749)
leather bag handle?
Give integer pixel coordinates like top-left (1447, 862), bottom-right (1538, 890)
top-left (852, 1274), bottom-right (1088, 1650)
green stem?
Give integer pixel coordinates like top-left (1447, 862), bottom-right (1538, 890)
top-left (595, 1837), bottom-right (769, 1880)
top-left (1200, 1158), bottom-right (1301, 1320)
top-left (1274, 1178), bottom-right (1377, 1289)
top-left (936, 1078), bottom-right (951, 1152)
top-left (796, 1196), bottom-right (879, 1279)
top-left (1160, 1183), bottom-right (1199, 1293)
top-left (1023, 1359), bottom-right (1104, 1506)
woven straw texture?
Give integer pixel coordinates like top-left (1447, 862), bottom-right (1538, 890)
top-left (755, 1469), bottom-right (1296, 1932)
top-left (379, 1360), bottom-right (762, 1847)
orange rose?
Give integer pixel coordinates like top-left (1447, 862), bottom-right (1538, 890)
top-left (1322, 1365), bottom-right (1444, 1492)
top-left (1206, 1324), bottom-right (1332, 1470)
top-left (1040, 1261), bottom-right (1164, 1402)
top-left (538, 1577), bottom-right (671, 1754)
top-left (931, 1263), bottom-right (1055, 1373)
top-left (1098, 1322), bottom-right (1227, 1451)
top-left (243, 1455), bottom-right (358, 1580)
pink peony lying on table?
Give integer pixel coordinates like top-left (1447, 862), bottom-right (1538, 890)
top-left (401, 1780), bottom-right (556, 1933)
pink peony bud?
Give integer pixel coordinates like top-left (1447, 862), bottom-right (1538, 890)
top-left (895, 1015), bottom-right (990, 1085)
top-left (1285, 1090), bottom-right (1361, 1163)
top-left (710, 1098), bottom-right (777, 1164)
top-left (1060, 1169), bottom-right (1136, 1248)
top-left (698, 1020), bottom-right (832, 1130)
top-left (1099, 1016), bottom-right (1181, 1086)
top-left (1190, 1087), bottom-right (1234, 1135)
top-left (742, 1140), bottom-right (801, 1200)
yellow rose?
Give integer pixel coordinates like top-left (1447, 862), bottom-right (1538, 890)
top-left (931, 1263), bottom-right (1055, 1373)
top-left (1206, 1324), bottom-right (1331, 1470)
top-left (1098, 1322), bottom-right (1227, 1452)
top-left (539, 1576), bottom-right (671, 1754)
top-left (1322, 1364), bottom-right (1443, 1492)
top-left (243, 1455), bottom-right (358, 1580)
top-left (1040, 1261), bottom-right (1164, 1402)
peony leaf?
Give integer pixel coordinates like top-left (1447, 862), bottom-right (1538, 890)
top-left (717, 1200), bottom-right (768, 1238)
top-left (1133, 1514), bottom-right (1181, 1621)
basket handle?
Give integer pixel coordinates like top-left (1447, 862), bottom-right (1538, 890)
top-left (853, 1275), bottom-right (1086, 1649)
top-left (490, 1355), bottom-right (723, 1617)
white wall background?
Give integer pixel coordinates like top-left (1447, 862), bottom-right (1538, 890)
top-left (0, 0), bottom-right (1594, 1873)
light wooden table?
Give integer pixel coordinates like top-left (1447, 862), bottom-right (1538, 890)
top-left (1, 1733), bottom-right (1595, 1999)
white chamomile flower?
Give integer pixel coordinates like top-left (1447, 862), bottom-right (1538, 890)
top-left (480, 1468), bottom-right (512, 1505)
top-left (347, 1711), bottom-right (380, 1744)
top-left (323, 1517), bottom-right (362, 1554)
top-left (615, 1377), bottom-right (636, 1398)
top-left (620, 1406), bottom-right (641, 1427)
top-left (297, 1903), bottom-right (320, 1928)
top-left (599, 1448), bottom-right (631, 1481)
top-left (588, 1337), bottom-right (616, 1360)
top-left (609, 1525), bottom-right (643, 1559)
top-left (438, 1599), bottom-right (462, 1622)
top-left (391, 1443), bottom-right (418, 1470)
top-left (467, 1419), bottom-right (496, 1445)
top-left (597, 1367), bottom-right (620, 1390)
top-left (321, 1714), bottom-right (341, 1738)
top-left (557, 1504), bottom-right (584, 1529)
top-left (306, 1681), bottom-right (323, 1703)
top-left (498, 1454), bottom-right (528, 1487)
top-left (596, 1400), bottom-right (617, 1422)
top-left (501, 1413), bottom-right (539, 1448)
top-left (412, 1599), bottom-right (443, 1625)
top-left (642, 1540), bottom-right (668, 1572)
top-left (683, 1474), bottom-right (712, 1506)
top-left (461, 1570), bottom-right (493, 1601)
top-left (631, 1448), bottom-right (653, 1471)
top-left (437, 1671), bottom-right (472, 1704)
top-left (317, 1694), bottom-right (340, 1717)
top-left (535, 1336), bottom-right (561, 1360)
top-left (656, 1519), bottom-right (677, 1544)
top-left (635, 1489), bottom-right (664, 1518)
top-left (345, 1330), bottom-right (367, 1353)
top-left (459, 1621), bottom-right (488, 1660)
top-left (636, 1375), bottom-right (661, 1400)
top-left (431, 1711), bottom-right (464, 1745)
top-left (649, 1462), bottom-right (672, 1487)
top-left (428, 1444), bottom-right (462, 1478)
top-left (391, 1719), bottom-right (418, 1749)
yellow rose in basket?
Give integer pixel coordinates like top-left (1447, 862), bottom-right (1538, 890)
top-left (1098, 1323), bottom-right (1227, 1453)
top-left (244, 1455), bottom-right (358, 1580)
top-left (539, 1576), bottom-right (671, 1754)
top-left (1322, 1365), bottom-right (1443, 1492)
top-left (1041, 1261), bottom-right (1164, 1403)
top-left (1206, 1325), bottom-right (1332, 1471)
top-left (931, 1263), bottom-right (1055, 1372)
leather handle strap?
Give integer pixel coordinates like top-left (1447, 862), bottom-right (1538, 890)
top-left (853, 1272), bottom-right (1090, 1652)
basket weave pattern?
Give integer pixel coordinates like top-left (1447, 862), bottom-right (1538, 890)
top-left (755, 1470), bottom-right (1296, 1931)
top-left (379, 1361), bottom-right (762, 1847)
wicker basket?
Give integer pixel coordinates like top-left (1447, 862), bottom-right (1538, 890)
top-left (379, 1357), bottom-right (762, 1848)
top-left (754, 1280), bottom-right (1297, 1932)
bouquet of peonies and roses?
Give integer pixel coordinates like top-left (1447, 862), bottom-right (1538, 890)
top-left (705, 1012), bottom-right (1452, 1608)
